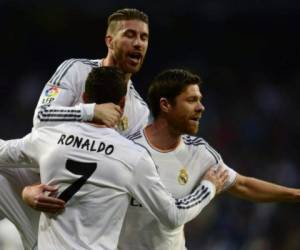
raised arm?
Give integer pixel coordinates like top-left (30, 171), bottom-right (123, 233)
top-left (227, 173), bottom-right (300, 202)
top-left (130, 153), bottom-right (228, 228)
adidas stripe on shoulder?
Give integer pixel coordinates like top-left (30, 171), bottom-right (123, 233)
top-left (183, 135), bottom-right (221, 164)
top-left (49, 59), bottom-right (98, 86)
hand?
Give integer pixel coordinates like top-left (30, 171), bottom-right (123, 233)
top-left (93, 103), bottom-right (122, 127)
top-left (22, 183), bottom-right (65, 213)
top-left (203, 166), bottom-right (228, 195)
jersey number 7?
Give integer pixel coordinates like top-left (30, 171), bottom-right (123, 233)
top-left (58, 159), bottom-right (97, 203)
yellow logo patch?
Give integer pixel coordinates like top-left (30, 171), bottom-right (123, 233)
top-left (178, 168), bottom-right (189, 185)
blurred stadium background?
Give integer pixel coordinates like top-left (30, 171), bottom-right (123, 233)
top-left (0, 0), bottom-right (299, 249)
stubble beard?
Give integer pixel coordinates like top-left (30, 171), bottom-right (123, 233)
top-left (114, 50), bottom-right (143, 74)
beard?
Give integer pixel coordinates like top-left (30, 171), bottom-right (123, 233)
top-left (169, 117), bottom-right (199, 136)
top-left (113, 50), bottom-right (144, 74)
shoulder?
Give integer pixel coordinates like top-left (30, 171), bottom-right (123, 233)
top-left (126, 130), bottom-right (143, 141)
top-left (49, 58), bottom-right (99, 85)
top-left (109, 131), bottom-right (151, 165)
top-left (127, 81), bottom-right (148, 107)
top-left (60, 58), bottom-right (99, 68)
top-left (62, 58), bottom-right (99, 73)
top-left (115, 132), bottom-right (147, 155)
top-left (182, 135), bottom-right (222, 164)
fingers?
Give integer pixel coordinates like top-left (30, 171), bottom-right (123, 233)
top-left (42, 184), bottom-right (59, 193)
top-left (217, 169), bottom-right (229, 193)
top-left (202, 166), bottom-right (229, 195)
top-left (36, 195), bottom-right (65, 207)
top-left (94, 103), bottom-right (123, 127)
top-left (113, 104), bottom-right (122, 114)
top-left (22, 183), bottom-right (65, 213)
top-left (33, 194), bottom-right (65, 213)
top-left (220, 169), bottom-right (229, 182)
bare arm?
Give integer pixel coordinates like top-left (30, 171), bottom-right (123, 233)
top-left (227, 174), bottom-right (300, 202)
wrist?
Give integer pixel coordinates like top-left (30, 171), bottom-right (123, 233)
top-left (80, 103), bottom-right (96, 121)
top-left (201, 180), bottom-right (216, 199)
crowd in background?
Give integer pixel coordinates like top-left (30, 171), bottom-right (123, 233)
top-left (0, 1), bottom-right (299, 249)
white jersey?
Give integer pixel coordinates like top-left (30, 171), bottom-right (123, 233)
top-left (33, 58), bottom-right (150, 136)
top-left (0, 167), bottom-right (40, 250)
top-left (0, 123), bottom-right (217, 250)
top-left (119, 129), bottom-right (237, 250)
top-left (0, 58), bottom-right (149, 249)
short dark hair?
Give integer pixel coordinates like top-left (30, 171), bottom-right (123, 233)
top-left (147, 69), bottom-right (202, 118)
top-left (85, 66), bottom-right (126, 105)
top-left (107, 8), bottom-right (149, 35)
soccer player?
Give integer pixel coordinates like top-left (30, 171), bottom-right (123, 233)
top-left (0, 67), bottom-right (228, 250)
top-left (34, 8), bottom-right (150, 134)
top-left (0, 8), bottom-right (151, 249)
top-left (117, 69), bottom-right (300, 250)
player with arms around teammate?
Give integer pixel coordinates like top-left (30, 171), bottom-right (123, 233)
top-left (0, 67), bottom-right (228, 250)
top-left (0, 8), bottom-right (150, 250)
top-left (118, 69), bottom-right (300, 250)
top-left (35, 8), bottom-right (150, 135)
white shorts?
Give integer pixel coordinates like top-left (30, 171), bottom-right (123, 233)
top-left (0, 168), bottom-right (40, 250)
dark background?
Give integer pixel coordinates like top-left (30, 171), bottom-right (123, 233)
top-left (0, 1), bottom-right (299, 249)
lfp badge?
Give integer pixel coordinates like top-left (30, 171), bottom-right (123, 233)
top-left (42, 85), bottom-right (60, 104)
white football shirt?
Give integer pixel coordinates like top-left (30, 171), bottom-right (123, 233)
top-left (119, 129), bottom-right (237, 250)
top-left (0, 123), bottom-right (218, 250)
top-left (0, 58), bottom-right (149, 250)
top-left (33, 58), bottom-right (150, 136)
top-left (0, 167), bottom-right (39, 250)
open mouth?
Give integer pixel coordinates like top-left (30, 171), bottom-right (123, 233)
top-left (128, 52), bottom-right (142, 64)
top-left (190, 116), bottom-right (200, 122)
top-left (189, 115), bottom-right (201, 125)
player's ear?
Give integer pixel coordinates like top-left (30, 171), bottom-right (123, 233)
top-left (160, 97), bottom-right (171, 114)
top-left (82, 92), bottom-right (88, 103)
top-left (105, 35), bottom-right (114, 49)
top-left (119, 96), bottom-right (126, 111)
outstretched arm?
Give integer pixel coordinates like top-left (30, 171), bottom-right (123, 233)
top-left (227, 174), bottom-right (300, 202)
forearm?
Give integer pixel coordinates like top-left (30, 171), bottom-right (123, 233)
top-left (228, 174), bottom-right (300, 202)
top-left (0, 140), bottom-right (26, 166)
top-left (169, 180), bottom-right (216, 227)
top-left (34, 103), bottom-right (94, 126)
top-left (33, 79), bottom-right (95, 127)
top-left (134, 154), bottom-right (216, 228)
top-left (141, 180), bottom-right (216, 229)
top-left (0, 136), bottom-right (35, 167)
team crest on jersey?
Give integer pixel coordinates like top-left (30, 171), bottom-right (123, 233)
top-left (117, 116), bottom-right (129, 131)
top-left (42, 85), bottom-right (60, 104)
top-left (178, 168), bottom-right (189, 185)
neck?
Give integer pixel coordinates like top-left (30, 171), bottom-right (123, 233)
top-left (144, 118), bottom-right (181, 151)
top-left (86, 121), bottom-right (108, 128)
top-left (102, 56), bottom-right (131, 84)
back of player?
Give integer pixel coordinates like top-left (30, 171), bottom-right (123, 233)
top-left (24, 122), bottom-right (219, 250)
top-left (32, 122), bottom-right (144, 250)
